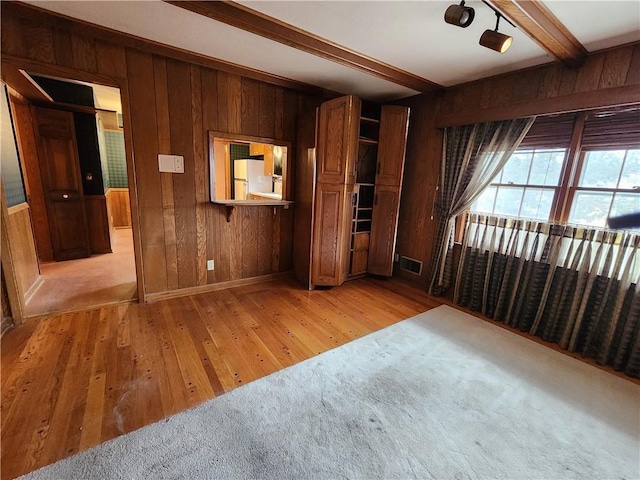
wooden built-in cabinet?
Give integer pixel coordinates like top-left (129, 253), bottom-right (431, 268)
top-left (308, 96), bottom-right (409, 287)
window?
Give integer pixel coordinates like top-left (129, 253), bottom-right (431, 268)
top-left (568, 149), bottom-right (640, 228)
top-left (470, 108), bottom-right (640, 232)
top-left (472, 148), bottom-right (565, 221)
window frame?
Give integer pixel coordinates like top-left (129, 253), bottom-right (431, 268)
top-left (564, 146), bottom-right (640, 228)
top-left (469, 110), bottom-right (640, 231)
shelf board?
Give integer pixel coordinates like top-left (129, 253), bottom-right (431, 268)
top-left (358, 137), bottom-right (378, 145)
top-left (360, 116), bottom-right (380, 124)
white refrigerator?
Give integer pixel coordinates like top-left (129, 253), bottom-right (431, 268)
top-left (233, 159), bottom-right (272, 200)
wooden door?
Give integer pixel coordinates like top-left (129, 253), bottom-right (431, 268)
top-left (311, 182), bottom-right (352, 286)
top-left (368, 186), bottom-right (401, 276)
top-left (316, 95), bottom-right (360, 185)
top-left (32, 107), bottom-right (91, 261)
top-left (375, 106), bottom-right (410, 187)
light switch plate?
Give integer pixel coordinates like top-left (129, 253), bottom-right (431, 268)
top-left (158, 154), bottom-right (185, 173)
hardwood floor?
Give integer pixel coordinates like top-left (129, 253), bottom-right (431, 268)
top-left (1, 276), bottom-right (442, 479)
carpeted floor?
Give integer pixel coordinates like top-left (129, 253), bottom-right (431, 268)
top-left (25, 228), bottom-right (137, 317)
top-left (21, 305), bottom-right (639, 479)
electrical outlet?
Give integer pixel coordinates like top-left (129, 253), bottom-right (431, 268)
top-left (207, 259), bottom-right (214, 271)
top-left (174, 156), bottom-right (184, 173)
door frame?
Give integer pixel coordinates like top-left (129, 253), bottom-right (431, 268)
top-left (1, 57), bottom-right (146, 306)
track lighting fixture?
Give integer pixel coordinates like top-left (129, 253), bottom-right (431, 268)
top-left (444, 1), bottom-right (475, 28)
top-left (444, 0), bottom-right (516, 54)
top-left (479, 12), bottom-right (513, 53)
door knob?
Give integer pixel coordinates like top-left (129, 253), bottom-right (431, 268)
top-left (62, 194), bottom-right (69, 199)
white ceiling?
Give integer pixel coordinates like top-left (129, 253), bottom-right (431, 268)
top-left (23, 1), bottom-right (640, 101)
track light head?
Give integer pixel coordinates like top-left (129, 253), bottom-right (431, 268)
top-left (479, 29), bottom-right (513, 53)
top-left (444, 1), bottom-right (475, 28)
top-left (479, 13), bottom-right (513, 53)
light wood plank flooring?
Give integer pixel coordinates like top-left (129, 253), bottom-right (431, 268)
top-left (1, 276), bottom-right (442, 479)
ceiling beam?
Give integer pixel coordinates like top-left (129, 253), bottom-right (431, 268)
top-left (487, 0), bottom-right (588, 68)
top-left (165, 1), bottom-right (444, 96)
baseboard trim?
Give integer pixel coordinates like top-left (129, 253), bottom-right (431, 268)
top-left (25, 297), bottom-right (138, 322)
top-left (145, 272), bottom-right (292, 303)
top-left (24, 275), bottom-right (44, 304)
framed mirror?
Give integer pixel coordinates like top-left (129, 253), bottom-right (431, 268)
top-left (209, 131), bottom-right (292, 205)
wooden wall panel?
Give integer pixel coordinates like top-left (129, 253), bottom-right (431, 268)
top-left (70, 34), bottom-right (98, 73)
top-left (52, 29), bottom-right (73, 68)
top-left (392, 95), bottom-right (441, 285)
top-left (105, 188), bottom-right (131, 228)
top-left (191, 65), bottom-right (208, 288)
top-left (166, 59), bottom-right (198, 290)
top-left (292, 106), bottom-right (319, 287)
top-left (437, 42), bottom-right (640, 127)
top-left (95, 40), bottom-right (126, 78)
top-left (85, 195), bottom-right (111, 254)
top-left (124, 48), bottom-right (167, 294)
top-left (241, 78), bottom-right (260, 137)
top-left (4, 204), bottom-right (40, 300)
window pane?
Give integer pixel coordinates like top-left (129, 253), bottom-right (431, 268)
top-left (501, 152), bottom-right (531, 184)
top-left (529, 149), bottom-right (564, 186)
top-left (580, 150), bottom-right (624, 187)
top-left (610, 193), bottom-right (640, 232)
top-left (520, 188), bottom-right (555, 221)
top-left (610, 192), bottom-right (640, 217)
top-left (471, 186), bottom-right (497, 214)
top-left (619, 149), bottom-right (640, 189)
top-left (569, 191), bottom-right (613, 228)
top-left (493, 187), bottom-right (524, 217)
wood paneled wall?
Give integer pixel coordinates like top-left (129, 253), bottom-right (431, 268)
top-left (105, 187), bottom-right (131, 228)
top-left (85, 195), bottom-right (111, 254)
top-left (1, 3), bottom-right (322, 298)
top-left (395, 42), bottom-right (640, 288)
top-left (437, 42), bottom-right (640, 127)
top-left (3, 204), bottom-right (40, 301)
top-left (392, 95), bottom-right (442, 284)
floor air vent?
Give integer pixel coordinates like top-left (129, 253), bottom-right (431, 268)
top-left (399, 256), bottom-right (422, 275)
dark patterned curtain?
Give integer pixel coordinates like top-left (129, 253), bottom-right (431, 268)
top-left (455, 214), bottom-right (640, 377)
top-left (428, 118), bottom-right (535, 295)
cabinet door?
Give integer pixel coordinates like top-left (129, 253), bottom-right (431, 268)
top-left (311, 183), bottom-right (351, 286)
top-left (316, 95), bottom-right (360, 185)
top-left (375, 106), bottom-right (409, 187)
top-left (367, 185), bottom-right (401, 276)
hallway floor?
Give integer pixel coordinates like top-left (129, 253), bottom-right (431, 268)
top-left (25, 228), bottom-right (137, 317)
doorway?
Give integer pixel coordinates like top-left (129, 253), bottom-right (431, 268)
top-left (3, 70), bottom-right (138, 318)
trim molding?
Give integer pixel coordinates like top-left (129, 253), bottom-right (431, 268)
top-left (145, 272), bottom-right (291, 303)
top-left (3, 1), bottom-right (337, 99)
top-left (166, 1), bottom-right (444, 95)
top-left (6, 202), bottom-right (29, 215)
top-left (488, 0), bottom-right (587, 68)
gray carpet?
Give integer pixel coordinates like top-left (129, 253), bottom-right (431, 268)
top-left (22, 305), bottom-right (639, 479)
